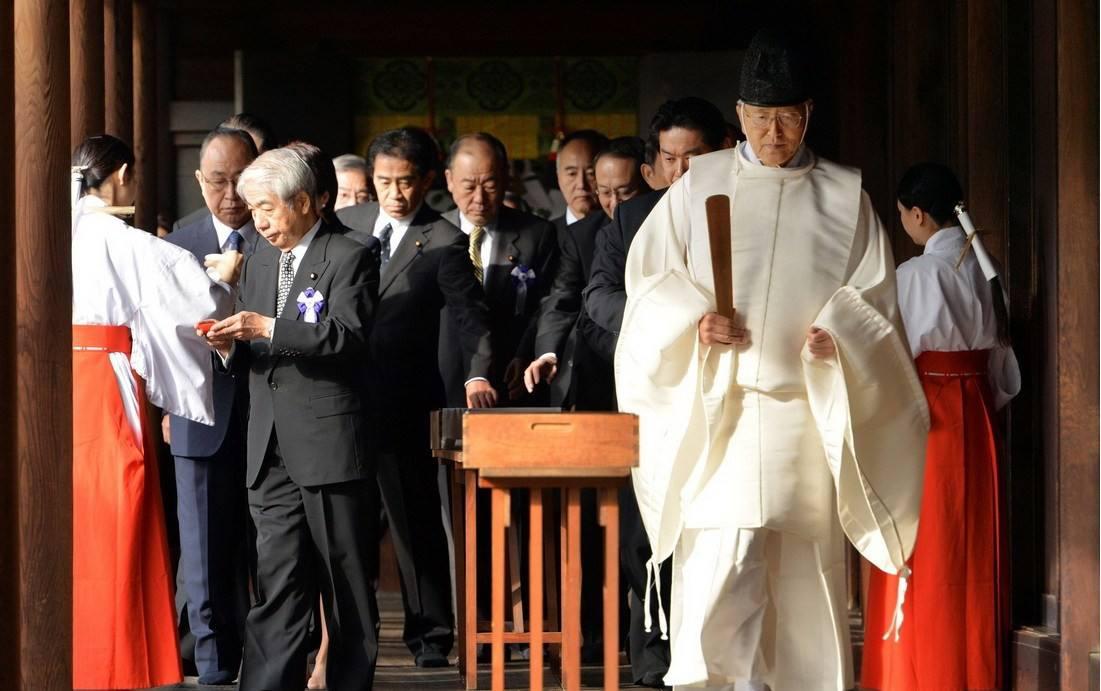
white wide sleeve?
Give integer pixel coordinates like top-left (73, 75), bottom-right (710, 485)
top-left (615, 177), bottom-right (713, 563)
top-left (130, 246), bottom-right (225, 425)
top-left (802, 192), bottom-right (930, 575)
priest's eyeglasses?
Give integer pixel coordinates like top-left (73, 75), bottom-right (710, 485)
top-left (741, 110), bottom-right (806, 131)
top-left (199, 172), bottom-right (241, 191)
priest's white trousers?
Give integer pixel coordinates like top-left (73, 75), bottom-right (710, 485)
top-left (665, 393), bottom-right (854, 691)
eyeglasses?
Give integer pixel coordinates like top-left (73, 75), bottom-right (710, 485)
top-left (198, 172), bottom-right (240, 191)
top-left (741, 108), bottom-right (807, 131)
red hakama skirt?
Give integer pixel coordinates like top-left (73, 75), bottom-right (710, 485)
top-left (861, 349), bottom-right (1007, 691)
top-left (73, 324), bottom-right (181, 689)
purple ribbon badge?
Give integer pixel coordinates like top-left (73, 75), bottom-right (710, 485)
top-left (510, 265), bottom-right (536, 315)
top-left (296, 287), bottom-right (325, 324)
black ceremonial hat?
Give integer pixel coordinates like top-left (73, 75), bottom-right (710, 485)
top-left (739, 27), bottom-right (812, 107)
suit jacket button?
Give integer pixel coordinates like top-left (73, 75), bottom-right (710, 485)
top-left (270, 382), bottom-right (278, 391)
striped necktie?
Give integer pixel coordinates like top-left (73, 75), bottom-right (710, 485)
top-left (377, 223), bottom-right (393, 266)
top-left (469, 225), bottom-right (486, 283)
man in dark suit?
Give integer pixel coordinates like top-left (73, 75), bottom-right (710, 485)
top-left (525, 136), bottom-right (649, 410)
top-left (205, 147), bottom-right (382, 691)
top-left (522, 135), bottom-right (649, 661)
top-left (174, 112), bottom-right (278, 232)
top-left (551, 129), bottom-right (609, 236)
top-left (583, 96), bottom-right (729, 689)
top-left (337, 127), bottom-right (495, 668)
top-left (441, 132), bottom-right (559, 407)
top-left (162, 126), bottom-right (259, 685)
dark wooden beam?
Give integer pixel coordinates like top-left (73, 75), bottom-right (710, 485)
top-left (1056, 0), bottom-right (1100, 686)
top-left (70, 0), bottom-right (104, 147)
top-left (104, 0), bottom-right (132, 142)
top-left (13, 0), bottom-right (72, 688)
top-left (132, 0), bottom-right (155, 230)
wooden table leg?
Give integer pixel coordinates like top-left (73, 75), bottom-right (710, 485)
top-left (529, 489), bottom-right (544, 690)
top-left (599, 487), bottom-right (620, 691)
top-left (464, 472), bottom-right (479, 690)
top-left (491, 487), bottom-right (509, 691)
top-left (449, 464), bottom-right (467, 682)
top-left (564, 488), bottom-right (583, 691)
top-left (508, 511), bottom-right (525, 634)
top-left (545, 491), bottom-right (560, 675)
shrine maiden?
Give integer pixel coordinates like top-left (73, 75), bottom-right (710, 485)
top-left (615, 29), bottom-right (929, 691)
top-left (862, 163), bottom-right (1020, 691)
top-left (71, 135), bottom-right (235, 689)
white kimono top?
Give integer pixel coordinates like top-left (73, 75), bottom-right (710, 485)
top-left (72, 196), bottom-right (227, 438)
top-left (897, 225), bottom-right (1021, 409)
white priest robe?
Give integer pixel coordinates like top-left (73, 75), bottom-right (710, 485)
top-left (615, 143), bottom-right (929, 691)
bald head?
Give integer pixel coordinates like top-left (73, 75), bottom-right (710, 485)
top-left (446, 135), bottom-right (509, 226)
top-left (196, 131), bottom-right (257, 229)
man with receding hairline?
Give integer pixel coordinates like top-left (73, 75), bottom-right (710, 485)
top-left (441, 132), bottom-right (558, 406)
top-left (163, 125), bottom-right (259, 686)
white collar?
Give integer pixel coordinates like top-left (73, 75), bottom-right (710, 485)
top-left (923, 225), bottom-right (966, 256)
top-left (287, 218), bottom-right (322, 259)
top-left (376, 204), bottom-right (422, 234)
top-left (565, 207), bottom-right (581, 226)
top-left (211, 215), bottom-right (255, 249)
top-left (739, 140), bottom-right (810, 168)
top-left (458, 210), bottom-right (498, 235)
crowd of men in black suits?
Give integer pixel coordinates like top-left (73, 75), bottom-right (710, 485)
top-left (161, 95), bottom-right (732, 691)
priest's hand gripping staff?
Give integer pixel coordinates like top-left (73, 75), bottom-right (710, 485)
top-left (705, 194), bottom-right (735, 320)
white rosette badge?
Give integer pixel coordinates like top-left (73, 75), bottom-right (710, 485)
top-left (510, 264), bottom-right (536, 315)
top-left (297, 287), bottom-right (325, 323)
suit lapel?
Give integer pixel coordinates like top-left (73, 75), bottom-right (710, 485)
top-left (379, 207), bottom-right (434, 296)
top-left (199, 216), bottom-right (221, 257)
top-left (486, 225), bottom-right (521, 300)
top-left (280, 226), bottom-right (333, 318)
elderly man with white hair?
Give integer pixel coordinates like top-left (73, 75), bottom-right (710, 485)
top-left (204, 146), bottom-right (383, 691)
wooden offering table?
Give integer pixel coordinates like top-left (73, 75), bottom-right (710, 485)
top-left (431, 410), bottom-right (638, 691)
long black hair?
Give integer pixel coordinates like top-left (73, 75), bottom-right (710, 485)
top-left (72, 134), bottom-right (134, 197)
top-left (897, 162), bottom-right (1010, 345)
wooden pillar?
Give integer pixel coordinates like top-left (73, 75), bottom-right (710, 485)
top-left (103, 0), bottom-right (131, 142)
top-left (70, 0), bottom-right (104, 147)
top-left (13, 1), bottom-right (72, 690)
top-left (1056, 0), bottom-right (1099, 687)
top-left (0, 0), bottom-right (17, 682)
top-left (961, 0), bottom-right (1009, 263)
top-left (132, 0), bottom-right (155, 230)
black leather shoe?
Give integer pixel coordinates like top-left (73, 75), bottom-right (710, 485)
top-left (638, 671), bottom-right (668, 689)
top-left (415, 650), bottom-right (450, 668)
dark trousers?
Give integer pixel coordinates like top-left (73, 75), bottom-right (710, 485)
top-left (174, 431), bottom-right (251, 682)
top-left (240, 437), bottom-right (380, 691)
top-left (376, 445), bottom-right (455, 658)
top-left (619, 484), bottom-right (670, 684)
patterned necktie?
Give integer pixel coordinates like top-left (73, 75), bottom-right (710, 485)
top-left (277, 251), bottom-right (295, 315)
top-left (469, 225), bottom-right (486, 283)
top-left (225, 230), bottom-right (244, 252)
top-left (377, 223), bottom-right (393, 266)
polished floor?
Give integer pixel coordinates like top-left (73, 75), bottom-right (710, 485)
top-left (158, 592), bottom-right (640, 690)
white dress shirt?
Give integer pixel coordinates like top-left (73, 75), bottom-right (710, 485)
top-left (458, 211), bottom-right (496, 285)
top-left (373, 204), bottom-right (420, 253)
top-left (896, 225), bottom-right (1021, 409)
top-left (211, 216), bottom-right (257, 252)
top-left (565, 207), bottom-right (581, 226)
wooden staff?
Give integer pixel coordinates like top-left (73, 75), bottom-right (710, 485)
top-left (705, 194), bottom-right (734, 319)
